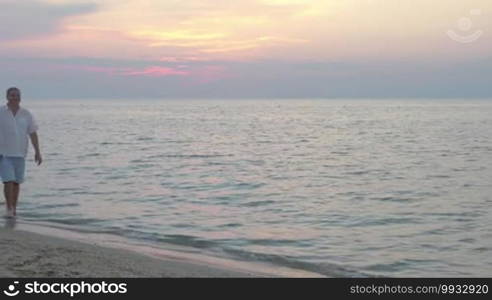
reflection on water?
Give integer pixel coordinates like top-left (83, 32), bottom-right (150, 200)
top-left (4, 217), bottom-right (17, 229)
top-left (16, 99), bottom-right (492, 277)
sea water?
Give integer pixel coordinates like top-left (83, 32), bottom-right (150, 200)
top-left (13, 98), bottom-right (492, 277)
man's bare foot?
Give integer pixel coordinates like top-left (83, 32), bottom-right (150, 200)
top-left (6, 208), bottom-right (14, 218)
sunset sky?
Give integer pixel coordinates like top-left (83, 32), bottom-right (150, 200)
top-left (0, 0), bottom-right (490, 99)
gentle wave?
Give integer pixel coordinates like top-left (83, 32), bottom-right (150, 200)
top-left (18, 99), bottom-right (492, 277)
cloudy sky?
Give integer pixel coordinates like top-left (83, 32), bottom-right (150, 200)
top-left (0, 0), bottom-right (490, 99)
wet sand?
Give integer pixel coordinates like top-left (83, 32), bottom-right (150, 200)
top-left (0, 225), bottom-right (262, 277)
top-left (0, 219), bottom-right (324, 277)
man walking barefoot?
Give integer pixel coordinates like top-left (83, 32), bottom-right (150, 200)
top-left (0, 87), bottom-right (42, 217)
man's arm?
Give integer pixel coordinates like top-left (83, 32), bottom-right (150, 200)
top-left (29, 132), bottom-right (42, 165)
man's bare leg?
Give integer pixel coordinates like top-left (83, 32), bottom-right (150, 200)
top-left (12, 183), bottom-right (20, 216)
top-left (3, 182), bottom-right (14, 214)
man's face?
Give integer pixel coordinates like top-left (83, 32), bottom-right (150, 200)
top-left (7, 89), bottom-right (21, 106)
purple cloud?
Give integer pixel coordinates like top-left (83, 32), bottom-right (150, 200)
top-left (0, 0), bottom-right (98, 41)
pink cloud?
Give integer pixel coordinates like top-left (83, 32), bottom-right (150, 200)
top-left (68, 64), bottom-right (229, 82)
top-left (54, 64), bottom-right (189, 77)
top-left (122, 66), bottom-right (189, 77)
top-left (8, 60), bottom-right (229, 83)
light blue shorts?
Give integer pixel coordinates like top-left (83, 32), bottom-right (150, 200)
top-left (0, 156), bottom-right (26, 184)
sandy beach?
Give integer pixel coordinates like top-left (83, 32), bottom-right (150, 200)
top-left (0, 222), bottom-right (267, 278)
top-left (0, 219), bottom-right (324, 278)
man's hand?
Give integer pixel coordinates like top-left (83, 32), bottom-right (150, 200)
top-left (35, 152), bottom-right (42, 165)
top-left (30, 132), bottom-right (42, 165)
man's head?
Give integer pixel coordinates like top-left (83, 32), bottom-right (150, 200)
top-left (6, 87), bottom-right (21, 107)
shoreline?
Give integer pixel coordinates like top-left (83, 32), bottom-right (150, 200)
top-left (1, 218), bottom-right (324, 278)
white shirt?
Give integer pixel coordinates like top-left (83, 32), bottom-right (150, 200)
top-left (0, 105), bottom-right (39, 157)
